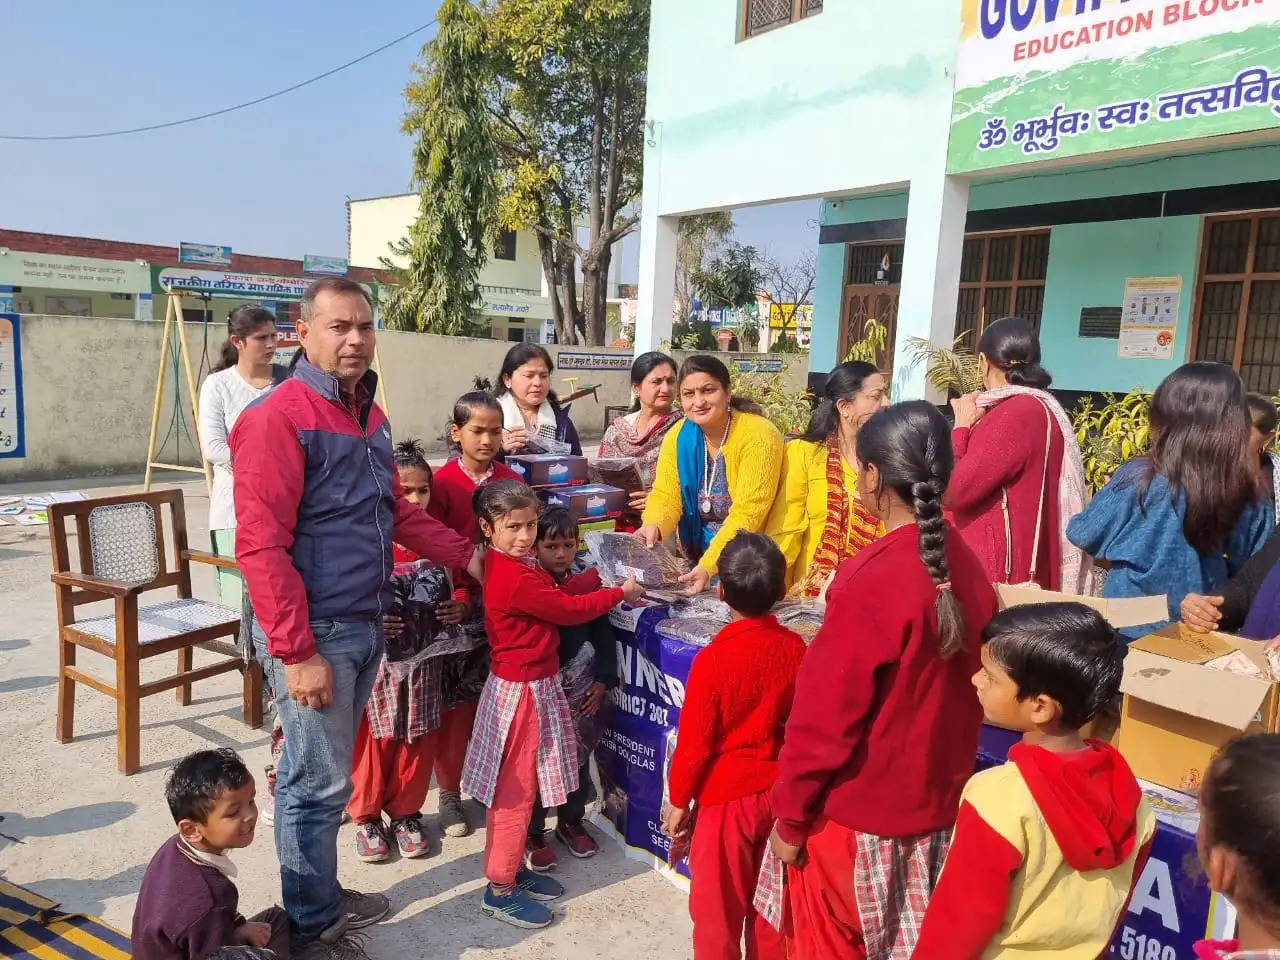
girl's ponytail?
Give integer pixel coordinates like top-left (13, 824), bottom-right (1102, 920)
top-left (857, 400), bottom-right (965, 658)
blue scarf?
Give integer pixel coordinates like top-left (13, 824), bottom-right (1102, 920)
top-left (676, 418), bottom-right (715, 562)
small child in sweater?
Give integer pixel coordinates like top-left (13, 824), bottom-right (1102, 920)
top-left (913, 602), bottom-right (1155, 959)
top-left (132, 750), bottom-right (290, 960)
top-left (1194, 734), bottom-right (1280, 959)
top-left (525, 506), bottom-right (619, 871)
top-left (461, 479), bottom-right (642, 929)
top-left (348, 439), bottom-right (470, 863)
top-left (662, 531), bottom-right (804, 960)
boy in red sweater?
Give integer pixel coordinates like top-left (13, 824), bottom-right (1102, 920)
top-left (663, 531), bottom-right (805, 960)
top-left (912, 602), bottom-right (1154, 959)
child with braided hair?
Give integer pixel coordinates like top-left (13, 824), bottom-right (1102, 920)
top-left (767, 401), bottom-right (998, 960)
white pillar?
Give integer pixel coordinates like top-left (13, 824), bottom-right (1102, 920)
top-left (894, 172), bottom-right (970, 402)
top-left (635, 211), bottom-right (677, 354)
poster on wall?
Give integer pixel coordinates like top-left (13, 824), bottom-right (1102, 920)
top-left (303, 254), bottom-right (348, 276)
top-left (179, 242), bottom-right (233, 267)
top-left (949, 0), bottom-right (1280, 172)
top-left (1118, 276), bottom-right (1181, 359)
top-left (0, 314), bottom-right (26, 458)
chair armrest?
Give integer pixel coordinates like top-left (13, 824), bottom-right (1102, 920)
top-left (50, 570), bottom-right (144, 598)
top-left (184, 549), bottom-right (239, 571)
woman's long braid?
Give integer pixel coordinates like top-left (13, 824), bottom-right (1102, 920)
top-left (910, 434), bottom-right (965, 658)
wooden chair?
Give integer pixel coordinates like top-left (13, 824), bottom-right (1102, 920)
top-left (49, 489), bottom-right (263, 775)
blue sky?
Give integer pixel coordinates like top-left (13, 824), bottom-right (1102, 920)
top-left (0, 1), bottom-right (816, 276)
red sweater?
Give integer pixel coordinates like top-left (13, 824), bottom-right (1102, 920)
top-left (772, 523), bottom-right (997, 844)
top-left (482, 548), bottom-right (624, 681)
top-left (426, 459), bottom-right (522, 594)
top-left (946, 394), bottom-right (1064, 589)
top-left (667, 616), bottom-right (806, 810)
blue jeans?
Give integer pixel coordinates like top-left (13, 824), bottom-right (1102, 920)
top-left (255, 618), bottom-right (384, 944)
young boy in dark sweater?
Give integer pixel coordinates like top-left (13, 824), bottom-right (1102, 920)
top-left (525, 506), bottom-right (620, 871)
top-left (662, 531), bottom-right (805, 960)
top-left (133, 749), bottom-right (291, 960)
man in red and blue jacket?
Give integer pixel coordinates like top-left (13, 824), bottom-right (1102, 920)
top-left (230, 277), bottom-right (482, 955)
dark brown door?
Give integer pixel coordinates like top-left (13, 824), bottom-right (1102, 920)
top-left (840, 283), bottom-right (900, 373)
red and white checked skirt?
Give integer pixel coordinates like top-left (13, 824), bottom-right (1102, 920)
top-left (460, 672), bottom-right (579, 808)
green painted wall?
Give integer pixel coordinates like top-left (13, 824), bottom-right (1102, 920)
top-left (810, 143), bottom-right (1280, 384)
top-left (1039, 216), bottom-right (1201, 393)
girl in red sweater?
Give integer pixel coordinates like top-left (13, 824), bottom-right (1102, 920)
top-left (423, 391), bottom-right (523, 840)
top-left (461, 479), bottom-right (642, 929)
top-left (663, 531), bottom-right (805, 960)
top-left (768, 401), bottom-right (998, 960)
top-left (348, 440), bottom-right (471, 863)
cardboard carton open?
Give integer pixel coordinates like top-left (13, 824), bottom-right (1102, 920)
top-left (1118, 625), bottom-right (1280, 792)
top-left (995, 583), bottom-right (1170, 630)
top-left (992, 584), bottom-right (1170, 743)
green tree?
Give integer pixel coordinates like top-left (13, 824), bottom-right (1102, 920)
top-left (676, 212), bottom-right (734, 321)
top-left (386, 0), bottom-right (498, 334)
top-left (693, 242), bottom-right (765, 310)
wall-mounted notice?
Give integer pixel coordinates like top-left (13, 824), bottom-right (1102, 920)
top-left (1119, 276), bottom-right (1181, 359)
top-left (0, 314), bottom-right (26, 458)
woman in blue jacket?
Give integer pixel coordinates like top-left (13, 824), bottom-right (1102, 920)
top-left (1068, 362), bottom-right (1273, 640)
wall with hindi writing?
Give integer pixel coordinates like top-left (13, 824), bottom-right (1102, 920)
top-left (1038, 216), bottom-right (1201, 392)
top-left (644, 0), bottom-right (953, 217)
top-left (0, 314), bottom-right (807, 483)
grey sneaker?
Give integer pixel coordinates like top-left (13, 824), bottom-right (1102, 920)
top-left (293, 934), bottom-right (370, 960)
top-left (439, 789), bottom-right (471, 838)
top-left (340, 888), bottom-right (390, 929)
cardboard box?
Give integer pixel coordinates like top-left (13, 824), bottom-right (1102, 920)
top-left (1117, 625), bottom-right (1280, 792)
top-left (507, 454), bottom-right (588, 488)
top-left (995, 583), bottom-right (1170, 630)
top-left (538, 483), bottom-right (627, 520)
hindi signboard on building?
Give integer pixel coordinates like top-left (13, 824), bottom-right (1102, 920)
top-left (0, 252), bottom-right (150, 294)
top-left (303, 254), bottom-right (348, 276)
top-left (556, 351), bottom-right (632, 372)
top-left (949, 0), bottom-right (1280, 172)
top-left (179, 242), bottom-right (233, 267)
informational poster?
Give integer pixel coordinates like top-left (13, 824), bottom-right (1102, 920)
top-left (303, 254), bottom-right (349, 276)
top-left (557, 351), bottom-right (632, 371)
top-left (1118, 276), bottom-right (1181, 359)
top-left (179, 242), bottom-right (233, 267)
top-left (949, 0), bottom-right (1280, 172)
top-left (0, 314), bottom-right (26, 459)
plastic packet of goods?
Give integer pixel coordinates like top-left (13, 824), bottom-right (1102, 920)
top-left (385, 561), bottom-right (466, 668)
top-left (583, 530), bottom-right (690, 588)
top-left (1204, 649), bottom-right (1266, 680)
top-left (524, 433), bottom-right (574, 456)
top-left (656, 616), bottom-right (723, 647)
top-left (668, 593), bottom-right (733, 623)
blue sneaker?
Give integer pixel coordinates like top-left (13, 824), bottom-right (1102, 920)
top-left (515, 866), bottom-right (564, 901)
top-left (481, 885), bottom-right (552, 929)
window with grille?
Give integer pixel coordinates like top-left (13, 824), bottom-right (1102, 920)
top-left (1193, 213), bottom-right (1280, 394)
top-left (741, 0), bottom-right (822, 38)
top-left (952, 230), bottom-right (1050, 348)
top-left (494, 228), bottom-right (517, 261)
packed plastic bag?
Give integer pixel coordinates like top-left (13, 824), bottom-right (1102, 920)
top-left (583, 530), bottom-right (690, 589)
top-left (590, 457), bottom-right (644, 501)
top-left (384, 561), bottom-right (467, 677)
top-left (656, 616), bottom-right (723, 647)
top-left (523, 432), bottom-right (574, 456)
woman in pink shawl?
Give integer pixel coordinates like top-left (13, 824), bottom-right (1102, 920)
top-left (599, 351), bottom-right (681, 522)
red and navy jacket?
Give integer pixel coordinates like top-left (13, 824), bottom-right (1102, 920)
top-left (230, 356), bottom-right (474, 664)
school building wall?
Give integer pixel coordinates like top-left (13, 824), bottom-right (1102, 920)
top-left (810, 142), bottom-right (1280, 393)
top-left (0, 315), bottom-right (807, 483)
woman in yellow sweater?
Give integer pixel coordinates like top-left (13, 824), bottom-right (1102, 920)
top-left (636, 354), bottom-right (784, 595)
top-left (766, 361), bottom-right (889, 597)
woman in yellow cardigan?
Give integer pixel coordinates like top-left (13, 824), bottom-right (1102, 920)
top-left (766, 361), bottom-right (889, 597)
top-left (636, 354), bottom-right (784, 594)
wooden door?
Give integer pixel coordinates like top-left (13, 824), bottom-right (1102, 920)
top-left (840, 283), bottom-right (900, 373)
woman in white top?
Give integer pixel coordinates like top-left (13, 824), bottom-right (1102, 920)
top-left (198, 306), bottom-right (286, 605)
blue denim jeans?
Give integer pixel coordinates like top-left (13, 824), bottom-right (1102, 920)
top-left (254, 618), bottom-right (384, 944)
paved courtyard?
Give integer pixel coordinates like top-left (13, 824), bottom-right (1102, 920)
top-left (0, 475), bottom-right (692, 959)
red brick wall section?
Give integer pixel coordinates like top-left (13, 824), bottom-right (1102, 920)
top-left (0, 228), bottom-right (390, 284)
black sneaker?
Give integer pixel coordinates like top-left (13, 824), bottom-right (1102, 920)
top-left (340, 888), bottom-right (390, 929)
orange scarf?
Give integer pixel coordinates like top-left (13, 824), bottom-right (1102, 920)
top-left (796, 438), bottom-right (881, 599)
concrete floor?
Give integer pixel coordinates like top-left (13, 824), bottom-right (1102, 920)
top-left (0, 475), bottom-right (692, 959)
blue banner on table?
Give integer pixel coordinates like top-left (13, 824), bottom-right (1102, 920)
top-left (595, 602), bottom-right (700, 876)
